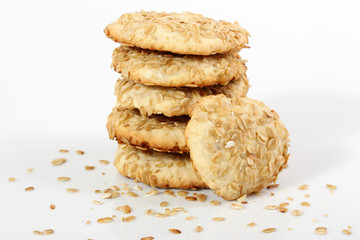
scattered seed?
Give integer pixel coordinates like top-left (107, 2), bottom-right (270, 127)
top-left (247, 222), bottom-right (256, 227)
top-left (231, 203), bottom-right (244, 210)
top-left (262, 228), bottom-right (276, 233)
top-left (267, 184), bottom-right (279, 189)
top-left (291, 210), bottom-right (303, 216)
top-left (85, 166), bottom-right (95, 170)
top-left (134, 186), bottom-right (143, 191)
top-left (287, 197), bottom-right (294, 201)
top-left (186, 216), bottom-right (196, 220)
top-left (185, 196), bottom-right (197, 201)
top-left (25, 186), bottom-right (34, 191)
top-left (66, 188), bottom-right (79, 193)
top-left (116, 205), bottom-right (131, 214)
top-left (76, 150), bottom-right (84, 155)
top-left (99, 160), bottom-right (109, 165)
top-left (196, 194), bottom-right (207, 202)
top-left (141, 237), bottom-right (154, 240)
top-left (312, 219), bottom-right (318, 223)
top-left (145, 189), bottom-right (160, 197)
top-left (122, 215), bottom-right (135, 222)
top-left (27, 168), bottom-right (34, 172)
top-left (57, 176), bottom-right (71, 182)
top-left (279, 202), bottom-right (289, 207)
top-left (50, 204), bottom-right (56, 210)
top-left (169, 229), bottom-right (181, 234)
top-left (8, 177), bottom-right (15, 182)
top-left (323, 213), bottom-right (328, 217)
top-left (213, 217), bottom-right (225, 222)
top-left (92, 200), bottom-right (103, 205)
top-left (301, 202), bottom-right (311, 207)
top-left (315, 227), bottom-right (327, 235)
top-left (288, 228), bottom-right (293, 231)
top-left (342, 229), bottom-right (351, 235)
top-left (269, 193), bottom-right (275, 196)
top-left (97, 217), bottom-right (113, 223)
top-left (177, 191), bottom-right (188, 197)
top-left (33, 230), bottom-right (44, 235)
top-left (127, 192), bottom-right (138, 197)
top-left (122, 187), bottom-right (130, 192)
top-left (164, 190), bottom-right (174, 195)
top-left (210, 200), bottom-right (221, 206)
top-left (51, 158), bottom-right (66, 166)
top-left (237, 195), bottom-right (247, 202)
top-left (110, 185), bottom-right (120, 191)
top-left (160, 201), bottom-right (169, 207)
top-left (86, 220), bottom-right (91, 225)
top-left (145, 209), bottom-right (154, 215)
top-left (195, 226), bottom-right (203, 232)
top-left (59, 149), bottom-right (69, 153)
top-left (265, 205), bottom-right (278, 210)
top-left (94, 189), bottom-right (101, 194)
top-left (44, 229), bottom-right (54, 235)
top-left (298, 184), bottom-right (309, 190)
top-left (348, 225), bottom-right (352, 229)
top-left (304, 194), bottom-right (310, 198)
top-left (279, 207), bottom-right (288, 213)
top-left (326, 184), bottom-right (337, 190)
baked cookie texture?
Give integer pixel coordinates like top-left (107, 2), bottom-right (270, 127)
top-left (115, 75), bottom-right (249, 117)
top-left (185, 95), bottom-right (290, 200)
top-left (112, 46), bottom-right (246, 87)
top-left (104, 11), bottom-right (249, 55)
top-left (107, 108), bottom-right (189, 152)
top-left (114, 143), bottom-right (207, 189)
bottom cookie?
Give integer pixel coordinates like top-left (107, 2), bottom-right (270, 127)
top-left (114, 144), bottom-right (207, 189)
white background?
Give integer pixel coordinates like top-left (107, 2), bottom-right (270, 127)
top-left (1, 0), bottom-right (360, 239)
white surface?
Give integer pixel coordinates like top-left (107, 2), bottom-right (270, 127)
top-left (1, 0), bottom-right (360, 239)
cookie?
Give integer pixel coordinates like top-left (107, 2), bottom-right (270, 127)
top-left (115, 75), bottom-right (249, 117)
top-left (185, 95), bottom-right (290, 200)
top-left (104, 11), bottom-right (249, 55)
top-left (112, 46), bottom-right (246, 87)
top-left (114, 143), bottom-right (207, 189)
top-left (107, 108), bottom-right (189, 152)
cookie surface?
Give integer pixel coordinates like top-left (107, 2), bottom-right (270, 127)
top-left (104, 11), bottom-right (249, 55)
top-left (114, 144), bottom-right (207, 189)
top-left (185, 95), bottom-right (290, 200)
top-left (112, 46), bottom-right (246, 87)
top-left (115, 75), bottom-right (249, 117)
top-left (107, 108), bottom-right (189, 152)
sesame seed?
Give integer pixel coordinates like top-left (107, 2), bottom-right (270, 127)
top-left (210, 200), bottom-right (221, 206)
top-left (122, 215), bottom-right (136, 222)
top-left (66, 188), bottom-right (79, 193)
top-left (51, 158), bottom-right (66, 166)
top-left (160, 201), bottom-right (169, 207)
top-left (169, 229), bottom-right (181, 234)
top-left (342, 229), bottom-right (351, 235)
top-left (50, 204), bottom-right (56, 210)
top-left (213, 217), bottom-right (225, 221)
top-left (298, 184), bottom-right (309, 190)
top-left (8, 177), bottom-right (15, 182)
top-left (97, 217), bottom-right (113, 223)
top-left (315, 227), bottom-right (327, 235)
top-left (76, 150), bottom-right (85, 155)
top-left (57, 176), bottom-right (71, 182)
top-left (262, 228), bottom-right (276, 233)
top-left (195, 226), bottom-right (203, 232)
top-left (25, 186), bottom-right (34, 191)
top-left (85, 166), bottom-right (95, 170)
top-left (59, 149), bottom-right (69, 153)
top-left (99, 160), bottom-right (109, 165)
top-left (247, 222), bottom-right (256, 227)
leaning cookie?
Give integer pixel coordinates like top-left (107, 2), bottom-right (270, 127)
top-left (112, 46), bottom-right (246, 87)
top-left (185, 95), bottom-right (290, 200)
top-left (115, 75), bottom-right (249, 117)
top-left (104, 11), bottom-right (249, 55)
top-left (107, 108), bottom-right (189, 152)
top-left (114, 144), bottom-right (207, 189)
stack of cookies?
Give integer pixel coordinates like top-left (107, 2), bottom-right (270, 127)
top-left (104, 11), bottom-right (290, 200)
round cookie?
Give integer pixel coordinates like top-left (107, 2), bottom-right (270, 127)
top-left (114, 143), bottom-right (207, 189)
top-left (107, 108), bottom-right (189, 152)
top-left (112, 46), bottom-right (246, 87)
top-left (185, 95), bottom-right (290, 200)
top-left (104, 11), bottom-right (249, 55)
top-left (115, 75), bottom-right (249, 117)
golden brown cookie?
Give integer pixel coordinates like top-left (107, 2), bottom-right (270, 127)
top-left (107, 108), bottom-right (189, 152)
top-left (104, 11), bottom-right (249, 55)
top-left (112, 46), bottom-right (246, 87)
top-left (114, 143), bottom-right (207, 189)
top-left (185, 95), bottom-right (290, 200)
top-left (115, 75), bottom-right (249, 117)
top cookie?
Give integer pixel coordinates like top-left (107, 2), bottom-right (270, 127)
top-left (104, 11), bottom-right (249, 55)
top-left (185, 95), bottom-right (290, 200)
top-left (112, 46), bottom-right (246, 87)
